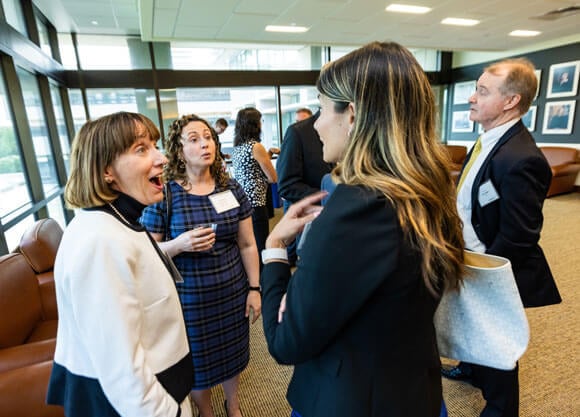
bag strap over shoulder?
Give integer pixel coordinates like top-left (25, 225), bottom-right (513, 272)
top-left (164, 183), bottom-right (172, 241)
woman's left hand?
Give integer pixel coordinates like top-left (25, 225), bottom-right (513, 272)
top-left (266, 191), bottom-right (326, 249)
top-left (246, 291), bottom-right (262, 324)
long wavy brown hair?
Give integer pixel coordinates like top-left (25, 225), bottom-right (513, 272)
top-left (163, 114), bottom-right (229, 190)
top-left (317, 42), bottom-right (465, 295)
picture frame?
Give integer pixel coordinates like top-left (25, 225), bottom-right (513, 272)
top-left (452, 110), bottom-right (474, 133)
top-left (542, 100), bottom-right (576, 134)
top-left (522, 106), bottom-right (537, 132)
top-left (546, 61), bottom-right (580, 98)
top-left (453, 81), bottom-right (476, 105)
top-left (534, 69), bottom-right (541, 100)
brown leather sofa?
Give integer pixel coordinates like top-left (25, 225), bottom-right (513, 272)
top-left (539, 146), bottom-right (580, 197)
top-left (17, 218), bottom-right (63, 321)
top-left (443, 144), bottom-right (467, 182)
top-left (0, 218), bottom-right (64, 417)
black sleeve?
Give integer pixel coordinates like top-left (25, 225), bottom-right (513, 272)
top-left (260, 185), bottom-right (399, 364)
top-left (277, 124), bottom-right (320, 203)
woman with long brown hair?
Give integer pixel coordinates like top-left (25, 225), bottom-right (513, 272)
top-left (260, 42), bottom-right (464, 417)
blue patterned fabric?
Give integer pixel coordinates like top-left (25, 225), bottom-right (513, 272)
top-left (141, 179), bottom-right (253, 389)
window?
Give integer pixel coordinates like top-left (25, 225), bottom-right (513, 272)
top-left (155, 42), bottom-right (324, 70)
top-left (35, 15), bottom-right (52, 57)
top-left (49, 83), bottom-right (71, 173)
top-left (75, 35), bottom-right (152, 70)
top-left (162, 87), bottom-right (281, 153)
top-left (0, 70), bottom-right (32, 227)
top-left (57, 33), bottom-right (78, 69)
top-left (68, 89), bottom-right (87, 131)
top-left (17, 67), bottom-right (59, 197)
top-left (85, 88), bottom-right (158, 129)
top-left (279, 86), bottom-right (319, 134)
top-left (330, 45), bottom-right (440, 71)
top-left (1, 0), bottom-right (28, 37)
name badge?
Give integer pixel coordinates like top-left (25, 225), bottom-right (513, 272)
top-left (209, 190), bottom-right (240, 213)
top-left (478, 180), bottom-right (500, 207)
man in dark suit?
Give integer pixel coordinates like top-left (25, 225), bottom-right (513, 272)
top-left (276, 110), bottom-right (334, 264)
top-left (444, 58), bottom-right (562, 417)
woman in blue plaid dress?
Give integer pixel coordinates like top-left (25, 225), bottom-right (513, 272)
top-left (141, 114), bottom-right (261, 417)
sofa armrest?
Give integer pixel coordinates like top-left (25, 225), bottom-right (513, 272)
top-left (0, 339), bottom-right (56, 373)
top-left (551, 163), bottom-right (580, 177)
top-left (37, 272), bottom-right (58, 320)
top-left (0, 360), bottom-right (64, 417)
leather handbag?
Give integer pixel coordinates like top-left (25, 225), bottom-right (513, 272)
top-left (434, 250), bottom-right (530, 370)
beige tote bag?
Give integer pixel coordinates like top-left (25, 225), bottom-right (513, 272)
top-left (434, 251), bottom-right (530, 370)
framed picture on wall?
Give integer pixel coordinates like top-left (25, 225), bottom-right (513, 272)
top-left (453, 81), bottom-right (476, 104)
top-left (547, 61), bottom-right (580, 98)
top-left (534, 69), bottom-right (541, 100)
top-left (452, 110), bottom-right (474, 133)
top-left (542, 100), bottom-right (576, 134)
top-left (522, 106), bottom-right (537, 131)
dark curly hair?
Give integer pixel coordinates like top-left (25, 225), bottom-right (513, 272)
top-left (233, 107), bottom-right (262, 146)
top-left (164, 114), bottom-right (229, 190)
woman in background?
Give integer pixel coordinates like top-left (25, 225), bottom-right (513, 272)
top-left (231, 107), bottom-right (277, 266)
top-left (47, 111), bottom-right (193, 417)
top-left (141, 114), bottom-right (260, 417)
top-left (259, 42), bottom-right (464, 417)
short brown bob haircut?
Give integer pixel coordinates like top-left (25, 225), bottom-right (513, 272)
top-left (64, 111), bottom-right (160, 209)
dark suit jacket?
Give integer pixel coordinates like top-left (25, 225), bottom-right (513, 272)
top-left (261, 185), bottom-right (442, 417)
top-left (277, 112), bottom-right (334, 203)
top-left (464, 120), bottom-right (561, 308)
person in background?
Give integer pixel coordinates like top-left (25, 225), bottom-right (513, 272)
top-left (442, 58), bottom-right (561, 417)
top-left (294, 107), bottom-right (312, 122)
top-left (276, 109), bottom-right (333, 265)
top-left (260, 42), bottom-right (464, 417)
top-left (47, 112), bottom-right (194, 417)
top-left (214, 118), bottom-right (228, 135)
top-left (213, 118), bottom-right (230, 161)
top-left (141, 114), bottom-right (261, 417)
top-left (231, 107), bottom-right (277, 268)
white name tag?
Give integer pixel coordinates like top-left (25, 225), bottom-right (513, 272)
top-left (209, 190), bottom-right (240, 213)
top-left (478, 180), bottom-right (500, 207)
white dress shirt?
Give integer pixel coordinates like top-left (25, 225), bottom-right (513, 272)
top-left (456, 118), bottom-right (519, 253)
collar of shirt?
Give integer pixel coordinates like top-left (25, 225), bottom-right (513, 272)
top-left (479, 118), bottom-right (519, 151)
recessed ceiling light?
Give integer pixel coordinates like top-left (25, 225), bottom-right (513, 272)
top-left (265, 25), bottom-right (309, 33)
top-left (91, 20), bottom-right (99, 25)
top-left (509, 30), bottom-right (541, 37)
top-left (385, 4), bottom-right (432, 14)
top-left (441, 17), bottom-right (480, 26)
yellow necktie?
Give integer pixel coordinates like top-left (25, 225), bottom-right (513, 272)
top-left (457, 138), bottom-right (482, 192)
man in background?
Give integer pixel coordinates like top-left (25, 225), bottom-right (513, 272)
top-left (444, 58), bottom-right (561, 417)
top-left (295, 107), bottom-right (312, 122)
top-left (276, 109), bottom-right (333, 265)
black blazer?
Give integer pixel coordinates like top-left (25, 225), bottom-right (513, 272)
top-left (464, 120), bottom-right (561, 307)
top-left (261, 185), bottom-right (442, 417)
top-left (277, 112), bottom-right (334, 203)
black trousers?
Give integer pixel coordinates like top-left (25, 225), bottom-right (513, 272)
top-left (467, 362), bottom-right (519, 417)
top-left (251, 205), bottom-right (269, 270)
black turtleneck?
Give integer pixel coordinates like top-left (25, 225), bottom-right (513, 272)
top-left (89, 192), bottom-right (146, 230)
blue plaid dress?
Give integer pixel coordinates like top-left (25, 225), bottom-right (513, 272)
top-left (141, 179), bottom-right (253, 389)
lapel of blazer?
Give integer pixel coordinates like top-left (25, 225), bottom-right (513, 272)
top-left (470, 120), bottom-right (525, 207)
